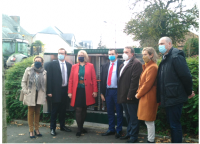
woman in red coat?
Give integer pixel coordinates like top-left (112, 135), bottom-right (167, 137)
top-left (68, 50), bottom-right (98, 137)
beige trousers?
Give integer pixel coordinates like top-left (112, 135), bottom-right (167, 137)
top-left (28, 104), bottom-right (41, 132)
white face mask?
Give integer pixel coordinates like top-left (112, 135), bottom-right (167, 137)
top-left (122, 53), bottom-right (129, 61)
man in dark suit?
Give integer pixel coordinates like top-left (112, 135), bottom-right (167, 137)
top-left (100, 49), bottom-right (123, 139)
top-left (47, 48), bottom-right (72, 136)
top-left (117, 46), bottom-right (142, 143)
top-left (44, 55), bottom-right (58, 113)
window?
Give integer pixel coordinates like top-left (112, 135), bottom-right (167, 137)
top-left (2, 42), bottom-right (15, 56)
top-left (18, 42), bottom-right (28, 56)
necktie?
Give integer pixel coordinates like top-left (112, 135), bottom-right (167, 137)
top-left (61, 63), bottom-right (65, 85)
top-left (107, 63), bottom-right (114, 86)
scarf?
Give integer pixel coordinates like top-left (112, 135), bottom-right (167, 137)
top-left (28, 66), bottom-right (45, 92)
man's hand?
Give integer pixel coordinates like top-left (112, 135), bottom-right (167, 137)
top-left (92, 92), bottom-right (97, 97)
top-left (47, 94), bottom-right (52, 97)
top-left (68, 93), bottom-right (72, 99)
top-left (127, 97), bottom-right (130, 100)
top-left (135, 94), bottom-right (138, 99)
top-left (188, 91), bottom-right (195, 99)
top-left (101, 94), bottom-right (105, 101)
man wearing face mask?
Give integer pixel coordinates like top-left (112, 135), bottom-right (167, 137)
top-left (157, 37), bottom-right (195, 143)
top-left (100, 49), bottom-right (123, 139)
top-left (47, 48), bottom-right (72, 136)
top-left (117, 46), bottom-right (142, 143)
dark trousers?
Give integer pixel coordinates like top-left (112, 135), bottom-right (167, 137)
top-left (105, 88), bottom-right (123, 132)
top-left (50, 87), bottom-right (68, 130)
top-left (165, 103), bottom-right (183, 143)
top-left (122, 103), bottom-right (139, 140)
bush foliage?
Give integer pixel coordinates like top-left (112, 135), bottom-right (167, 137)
top-left (5, 56), bottom-right (74, 125)
top-left (5, 55), bottom-right (198, 135)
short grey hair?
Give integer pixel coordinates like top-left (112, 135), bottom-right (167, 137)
top-left (159, 37), bottom-right (172, 44)
top-left (125, 46), bottom-right (135, 54)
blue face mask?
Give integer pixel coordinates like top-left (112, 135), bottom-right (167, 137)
top-left (58, 54), bottom-right (65, 60)
top-left (159, 45), bottom-right (167, 54)
top-left (78, 57), bottom-right (84, 62)
top-left (108, 55), bottom-right (116, 61)
top-left (34, 61), bottom-right (42, 69)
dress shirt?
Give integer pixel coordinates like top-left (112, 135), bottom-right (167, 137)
top-left (107, 59), bottom-right (118, 88)
top-left (58, 60), bottom-right (68, 86)
top-left (120, 59), bottom-right (131, 77)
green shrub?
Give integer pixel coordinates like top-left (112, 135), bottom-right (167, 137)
top-left (5, 57), bottom-right (74, 124)
top-left (155, 56), bottom-right (199, 135)
top-left (183, 38), bottom-right (199, 57)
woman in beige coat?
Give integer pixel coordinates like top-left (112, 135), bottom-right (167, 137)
top-left (20, 56), bottom-right (47, 138)
top-left (135, 47), bottom-right (159, 143)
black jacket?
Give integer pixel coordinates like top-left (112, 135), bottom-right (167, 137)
top-left (157, 47), bottom-right (193, 107)
top-left (47, 60), bottom-right (72, 103)
top-left (100, 59), bottom-right (123, 96)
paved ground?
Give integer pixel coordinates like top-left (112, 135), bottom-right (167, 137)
top-left (7, 120), bottom-right (198, 143)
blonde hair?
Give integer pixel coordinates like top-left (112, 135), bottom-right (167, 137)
top-left (32, 55), bottom-right (44, 67)
top-left (142, 47), bottom-right (158, 63)
top-left (77, 50), bottom-right (89, 63)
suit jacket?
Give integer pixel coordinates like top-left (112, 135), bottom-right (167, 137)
top-left (47, 60), bottom-right (72, 103)
top-left (100, 59), bottom-right (123, 96)
top-left (117, 56), bottom-right (142, 104)
top-left (68, 62), bottom-right (98, 107)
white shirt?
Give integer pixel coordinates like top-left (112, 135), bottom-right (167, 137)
top-left (107, 59), bottom-right (118, 88)
top-left (59, 60), bottom-right (68, 86)
top-left (120, 59), bottom-right (131, 77)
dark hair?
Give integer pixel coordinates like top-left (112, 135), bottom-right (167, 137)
top-left (125, 46), bottom-right (135, 54)
top-left (109, 49), bottom-right (118, 54)
top-left (58, 48), bottom-right (67, 54)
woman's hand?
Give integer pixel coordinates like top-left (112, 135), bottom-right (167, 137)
top-left (92, 92), bottom-right (97, 98)
top-left (68, 93), bottom-right (72, 99)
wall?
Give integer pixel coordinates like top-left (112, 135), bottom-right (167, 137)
top-left (33, 33), bottom-right (74, 53)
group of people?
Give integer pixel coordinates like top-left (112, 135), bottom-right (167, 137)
top-left (20, 36), bottom-right (195, 143)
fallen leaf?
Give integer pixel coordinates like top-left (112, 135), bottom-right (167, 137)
top-left (53, 137), bottom-right (56, 138)
top-left (18, 133), bottom-right (25, 135)
top-left (15, 122), bottom-right (18, 124)
top-left (10, 122), bottom-right (15, 124)
top-left (141, 137), bottom-right (144, 139)
top-left (81, 134), bottom-right (84, 136)
top-left (186, 141), bottom-right (190, 143)
top-left (139, 141), bottom-right (143, 142)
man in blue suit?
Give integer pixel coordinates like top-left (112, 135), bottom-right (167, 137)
top-left (100, 49), bottom-right (123, 139)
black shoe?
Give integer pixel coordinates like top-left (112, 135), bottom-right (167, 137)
top-left (60, 126), bottom-right (72, 132)
top-left (115, 131), bottom-right (122, 139)
top-left (81, 128), bottom-right (88, 133)
top-left (101, 130), bottom-right (115, 136)
top-left (120, 135), bottom-right (130, 140)
top-left (34, 130), bottom-right (42, 137)
top-left (147, 140), bottom-right (155, 143)
top-left (76, 132), bottom-right (81, 137)
top-left (50, 129), bottom-right (56, 136)
top-left (126, 138), bottom-right (137, 143)
top-left (29, 132), bottom-right (36, 139)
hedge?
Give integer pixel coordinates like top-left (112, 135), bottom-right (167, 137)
top-left (5, 56), bottom-right (198, 135)
top-left (5, 56), bottom-right (74, 125)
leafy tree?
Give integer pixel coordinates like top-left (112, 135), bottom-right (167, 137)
top-left (124, 0), bottom-right (199, 49)
top-left (31, 40), bottom-right (45, 55)
top-left (97, 38), bottom-right (107, 49)
top-left (183, 38), bottom-right (199, 57)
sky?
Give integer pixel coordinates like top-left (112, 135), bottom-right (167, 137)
top-left (1, 0), bottom-right (199, 48)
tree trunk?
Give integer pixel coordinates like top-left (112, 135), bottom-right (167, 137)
top-left (2, 56), bottom-right (7, 143)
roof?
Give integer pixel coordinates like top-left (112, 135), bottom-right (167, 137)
top-left (2, 14), bottom-right (31, 36)
top-left (38, 26), bottom-right (63, 35)
top-left (60, 33), bottom-right (75, 40)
